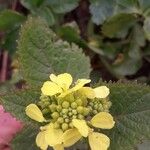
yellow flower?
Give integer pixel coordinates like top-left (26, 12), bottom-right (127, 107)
top-left (41, 73), bottom-right (91, 97)
top-left (70, 112), bottom-right (115, 150)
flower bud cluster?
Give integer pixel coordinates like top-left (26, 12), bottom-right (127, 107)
top-left (88, 98), bottom-right (112, 115)
top-left (37, 93), bottom-right (111, 131)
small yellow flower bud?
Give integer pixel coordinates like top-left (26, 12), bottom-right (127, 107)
top-left (71, 102), bottom-right (77, 109)
top-left (51, 112), bottom-right (59, 119)
top-left (62, 109), bottom-right (69, 114)
top-left (62, 123), bottom-right (69, 131)
top-left (72, 109), bottom-right (77, 115)
top-left (57, 117), bottom-right (64, 124)
top-left (42, 108), bottom-right (49, 114)
top-left (77, 106), bottom-right (84, 114)
top-left (78, 114), bottom-right (84, 119)
top-left (65, 118), bottom-right (69, 123)
top-left (57, 105), bottom-right (62, 112)
top-left (83, 108), bottom-right (90, 116)
top-left (49, 104), bottom-right (57, 112)
top-left (76, 99), bottom-right (83, 106)
top-left (62, 101), bottom-right (70, 108)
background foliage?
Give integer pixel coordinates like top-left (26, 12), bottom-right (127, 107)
top-left (0, 0), bottom-right (150, 150)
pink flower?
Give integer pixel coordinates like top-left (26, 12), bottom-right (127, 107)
top-left (0, 105), bottom-right (23, 150)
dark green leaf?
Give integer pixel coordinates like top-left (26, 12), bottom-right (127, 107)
top-left (102, 13), bottom-right (136, 38)
top-left (35, 7), bottom-right (55, 26)
top-left (46, 0), bottom-right (80, 13)
top-left (20, 0), bottom-right (43, 10)
top-left (0, 9), bottom-right (25, 31)
top-left (18, 17), bottom-right (91, 87)
top-left (143, 17), bottom-right (150, 40)
top-left (104, 82), bottom-right (150, 150)
top-left (0, 89), bottom-right (40, 122)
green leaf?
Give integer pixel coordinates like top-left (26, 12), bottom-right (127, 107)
top-left (57, 25), bottom-right (87, 48)
top-left (105, 82), bottom-right (150, 150)
top-left (12, 124), bottom-right (39, 150)
top-left (102, 13), bottom-right (136, 38)
top-left (35, 7), bottom-right (55, 26)
top-left (143, 17), bottom-right (150, 40)
top-left (2, 28), bottom-right (19, 55)
top-left (0, 9), bottom-right (25, 31)
top-left (20, 0), bottom-right (43, 10)
top-left (46, 0), bottom-right (80, 13)
top-left (89, 0), bottom-right (115, 25)
top-left (0, 89), bottom-right (40, 122)
top-left (18, 17), bottom-right (91, 87)
top-left (112, 24), bottom-right (145, 76)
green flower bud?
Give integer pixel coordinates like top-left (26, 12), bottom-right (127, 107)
top-left (83, 108), bottom-right (90, 116)
top-left (62, 101), bottom-right (70, 108)
top-left (89, 102), bottom-right (94, 106)
top-left (98, 104), bottom-right (103, 111)
top-left (63, 114), bottom-right (68, 119)
top-left (72, 109), bottom-right (77, 115)
top-left (77, 106), bottom-right (84, 114)
top-left (78, 114), bottom-right (84, 119)
top-left (93, 110), bottom-right (98, 115)
top-left (62, 109), bottom-right (69, 114)
top-left (62, 123), bottom-right (69, 131)
top-left (51, 112), bottom-right (59, 119)
top-left (65, 118), bottom-right (69, 123)
top-left (71, 102), bottom-right (77, 109)
top-left (69, 122), bottom-right (73, 128)
top-left (57, 105), bottom-right (62, 112)
top-left (37, 101), bottom-right (44, 108)
top-left (49, 104), bottom-right (57, 112)
top-left (44, 101), bottom-right (50, 107)
top-left (72, 115), bottom-right (77, 119)
top-left (57, 117), bottom-right (64, 124)
top-left (76, 99), bottom-right (83, 106)
top-left (94, 104), bottom-right (98, 110)
top-left (42, 108), bottom-right (49, 114)
top-left (68, 112), bottom-right (72, 117)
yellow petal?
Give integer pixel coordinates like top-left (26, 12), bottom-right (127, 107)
top-left (91, 112), bottom-right (115, 129)
top-left (89, 132), bottom-right (110, 150)
top-left (45, 124), bottom-right (63, 146)
top-left (62, 128), bottom-right (82, 147)
top-left (72, 79), bottom-right (91, 91)
top-left (53, 144), bottom-right (64, 150)
top-left (25, 104), bottom-right (45, 122)
top-left (59, 79), bottom-right (91, 98)
top-left (72, 119), bottom-right (89, 137)
top-left (94, 86), bottom-right (110, 98)
top-left (36, 131), bottom-right (48, 150)
top-left (79, 87), bottom-right (95, 99)
top-left (41, 81), bottom-right (62, 96)
top-left (50, 73), bottom-right (72, 90)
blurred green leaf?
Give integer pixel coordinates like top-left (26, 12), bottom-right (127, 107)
top-left (2, 28), bottom-right (19, 54)
top-left (89, 0), bottom-right (115, 25)
top-left (143, 17), bottom-right (150, 40)
top-left (112, 24), bottom-right (145, 76)
top-left (18, 17), bottom-right (91, 87)
top-left (57, 25), bottom-right (87, 48)
top-left (20, 0), bottom-right (44, 10)
top-left (35, 7), bottom-right (55, 26)
top-left (0, 9), bottom-right (25, 31)
top-left (45, 0), bottom-right (80, 13)
top-left (102, 13), bottom-right (137, 38)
